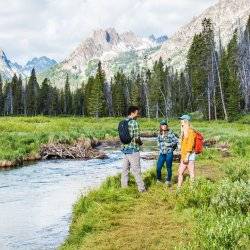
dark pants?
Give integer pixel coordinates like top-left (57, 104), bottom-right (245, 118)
top-left (157, 152), bottom-right (174, 181)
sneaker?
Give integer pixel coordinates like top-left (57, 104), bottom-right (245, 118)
top-left (165, 181), bottom-right (171, 187)
top-left (156, 180), bottom-right (162, 184)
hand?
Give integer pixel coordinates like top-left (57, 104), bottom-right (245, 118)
top-left (184, 155), bottom-right (189, 164)
top-left (135, 138), bottom-right (143, 146)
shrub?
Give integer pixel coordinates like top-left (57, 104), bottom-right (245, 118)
top-left (176, 178), bottom-right (215, 210)
top-left (195, 211), bottom-right (250, 250)
top-left (211, 180), bottom-right (250, 215)
top-left (224, 161), bottom-right (249, 182)
top-left (238, 115), bottom-right (250, 124)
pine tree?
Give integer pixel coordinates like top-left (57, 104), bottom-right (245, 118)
top-left (4, 80), bottom-right (13, 115)
top-left (130, 74), bottom-right (141, 106)
top-left (112, 71), bottom-right (127, 116)
top-left (84, 76), bottom-right (94, 116)
top-left (95, 61), bottom-right (106, 116)
top-left (162, 66), bottom-right (174, 118)
top-left (59, 89), bottom-right (65, 114)
top-left (26, 68), bottom-right (39, 115)
top-left (64, 74), bottom-right (73, 114)
top-left (38, 78), bottom-right (51, 115)
top-left (140, 69), bottom-right (151, 118)
top-left (11, 74), bottom-right (19, 115)
top-left (16, 75), bottom-right (23, 114)
top-left (172, 71), bottom-right (183, 115)
top-left (187, 20), bottom-right (214, 119)
top-left (103, 81), bottom-right (113, 116)
top-left (149, 58), bottom-right (165, 118)
top-left (50, 87), bottom-right (60, 115)
top-left (227, 31), bottom-right (241, 121)
top-left (87, 62), bottom-right (106, 117)
top-left (73, 84), bottom-right (85, 116)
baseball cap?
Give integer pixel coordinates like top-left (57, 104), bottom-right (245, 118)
top-left (160, 119), bottom-right (168, 125)
top-left (178, 114), bottom-right (191, 121)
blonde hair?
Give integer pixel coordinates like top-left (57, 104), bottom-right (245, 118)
top-left (181, 120), bottom-right (191, 138)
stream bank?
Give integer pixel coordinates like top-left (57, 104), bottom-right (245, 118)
top-left (0, 137), bottom-right (110, 169)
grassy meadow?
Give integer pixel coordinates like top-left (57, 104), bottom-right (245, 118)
top-left (59, 115), bottom-right (250, 250)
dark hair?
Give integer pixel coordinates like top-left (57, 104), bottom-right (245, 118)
top-left (159, 125), bottom-right (169, 134)
top-left (128, 106), bottom-right (139, 115)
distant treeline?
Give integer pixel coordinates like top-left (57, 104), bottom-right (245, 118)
top-left (0, 17), bottom-right (249, 121)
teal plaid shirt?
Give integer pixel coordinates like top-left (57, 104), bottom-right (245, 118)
top-left (122, 118), bottom-right (140, 152)
top-left (157, 130), bottom-right (179, 154)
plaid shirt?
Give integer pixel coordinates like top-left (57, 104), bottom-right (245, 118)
top-left (122, 118), bottom-right (140, 153)
top-left (157, 130), bottom-right (179, 154)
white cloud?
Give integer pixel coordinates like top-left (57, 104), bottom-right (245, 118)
top-left (0, 0), bottom-right (217, 64)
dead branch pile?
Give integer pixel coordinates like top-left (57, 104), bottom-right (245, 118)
top-left (40, 139), bottom-right (107, 160)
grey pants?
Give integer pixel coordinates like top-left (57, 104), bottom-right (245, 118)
top-left (121, 152), bottom-right (145, 192)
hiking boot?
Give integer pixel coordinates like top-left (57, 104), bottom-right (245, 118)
top-left (165, 181), bottom-right (171, 187)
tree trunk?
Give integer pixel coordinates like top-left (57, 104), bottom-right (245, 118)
top-left (211, 52), bottom-right (217, 120)
top-left (143, 82), bottom-right (150, 118)
top-left (159, 87), bottom-right (168, 120)
top-left (207, 88), bottom-right (211, 121)
top-left (214, 50), bottom-right (228, 121)
top-left (156, 103), bottom-right (159, 119)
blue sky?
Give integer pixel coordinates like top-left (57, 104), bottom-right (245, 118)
top-left (0, 0), bottom-right (217, 64)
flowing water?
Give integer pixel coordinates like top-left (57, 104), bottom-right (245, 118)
top-left (0, 138), bottom-right (157, 250)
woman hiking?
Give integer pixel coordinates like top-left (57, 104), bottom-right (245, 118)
top-left (156, 120), bottom-right (179, 186)
top-left (178, 115), bottom-right (196, 187)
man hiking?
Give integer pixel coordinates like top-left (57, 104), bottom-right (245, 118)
top-left (118, 106), bottom-right (146, 192)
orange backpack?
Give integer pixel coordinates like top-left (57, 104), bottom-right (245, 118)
top-left (194, 131), bottom-right (204, 154)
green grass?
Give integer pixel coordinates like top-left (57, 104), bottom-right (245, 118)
top-left (61, 169), bottom-right (196, 250)
top-left (60, 116), bottom-right (250, 250)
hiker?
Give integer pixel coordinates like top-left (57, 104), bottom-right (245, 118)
top-left (156, 120), bottom-right (178, 186)
top-left (118, 106), bottom-right (146, 192)
top-left (177, 114), bottom-right (196, 187)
